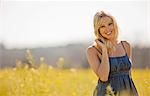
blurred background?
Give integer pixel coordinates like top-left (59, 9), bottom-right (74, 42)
top-left (0, 0), bottom-right (150, 68)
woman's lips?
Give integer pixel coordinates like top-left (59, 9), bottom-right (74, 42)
top-left (106, 31), bottom-right (112, 35)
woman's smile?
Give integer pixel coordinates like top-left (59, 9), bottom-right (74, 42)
top-left (106, 31), bottom-right (112, 35)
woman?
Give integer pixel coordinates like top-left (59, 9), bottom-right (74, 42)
top-left (86, 11), bottom-right (139, 96)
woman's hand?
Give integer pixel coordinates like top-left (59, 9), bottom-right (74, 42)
top-left (95, 39), bottom-right (107, 50)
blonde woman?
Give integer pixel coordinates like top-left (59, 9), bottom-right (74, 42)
top-left (86, 11), bottom-right (139, 96)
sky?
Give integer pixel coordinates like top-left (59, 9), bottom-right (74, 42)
top-left (0, 0), bottom-right (150, 49)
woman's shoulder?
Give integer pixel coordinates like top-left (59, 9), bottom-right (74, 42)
top-left (86, 42), bottom-right (102, 55)
top-left (121, 40), bottom-right (131, 48)
top-left (86, 44), bottom-right (95, 52)
top-left (121, 40), bottom-right (132, 58)
top-left (86, 43), bottom-right (98, 53)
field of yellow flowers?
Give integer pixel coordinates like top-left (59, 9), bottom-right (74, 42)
top-left (0, 65), bottom-right (149, 96)
top-left (0, 50), bottom-right (150, 96)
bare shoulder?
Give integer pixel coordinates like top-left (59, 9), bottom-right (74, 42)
top-left (121, 40), bottom-right (132, 49)
top-left (121, 40), bottom-right (132, 59)
top-left (86, 44), bottom-right (101, 55)
top-left (86, 45), bottom-right (96, 54)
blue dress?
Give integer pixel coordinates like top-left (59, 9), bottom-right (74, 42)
top-left (92, 41), bottom-right (139, 96)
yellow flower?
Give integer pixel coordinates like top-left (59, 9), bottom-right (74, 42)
top-left (105, 84), bottom-right (115, 96)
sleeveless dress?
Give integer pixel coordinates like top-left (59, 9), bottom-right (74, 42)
top-left (92, 41), bottom-right (139, 96)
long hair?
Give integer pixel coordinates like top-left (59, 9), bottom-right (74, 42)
top-left (93, 11), bottom-right (119, 52)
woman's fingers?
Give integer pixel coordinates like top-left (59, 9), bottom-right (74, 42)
top-left (95, 39), bottom-right (104, 47)
top-left (95, 39), bottom-right (107, 50)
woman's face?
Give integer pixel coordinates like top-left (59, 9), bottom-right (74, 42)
top-left (98, 16), bottom-right (115, 40)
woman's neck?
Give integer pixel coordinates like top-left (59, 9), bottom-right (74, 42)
top-left (110, 39), bottom-right (119, 46)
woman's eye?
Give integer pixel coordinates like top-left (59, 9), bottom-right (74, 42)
top-left (108, 23), bottom-right (113, 26)
top-left (100, 26), bottom-right (105, 28)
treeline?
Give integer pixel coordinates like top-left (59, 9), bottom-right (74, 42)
top-left (0, 43), bottom-right (150, 69)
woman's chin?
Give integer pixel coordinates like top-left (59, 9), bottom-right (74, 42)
top-left (105, 36), bottom-right (113, 40)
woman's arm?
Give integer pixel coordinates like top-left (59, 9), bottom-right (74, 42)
top-left (86, 45), bottom-right (110, 82)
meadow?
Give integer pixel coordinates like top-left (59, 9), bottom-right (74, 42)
top-left (0, 65), bottom-right (149, 96)
top-left (0, 50), bottom-right (149, 96)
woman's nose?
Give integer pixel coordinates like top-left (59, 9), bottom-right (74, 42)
top-left (106, 26), bottom-right (111, 32)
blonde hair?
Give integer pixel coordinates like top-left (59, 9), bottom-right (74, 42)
top-left (93, 10), bottom-right (119, 52)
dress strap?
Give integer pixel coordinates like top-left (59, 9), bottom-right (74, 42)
top-left (92, 46), bottom-right (102, 55)
top-left (121, 41), bottom-right (127, 54)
